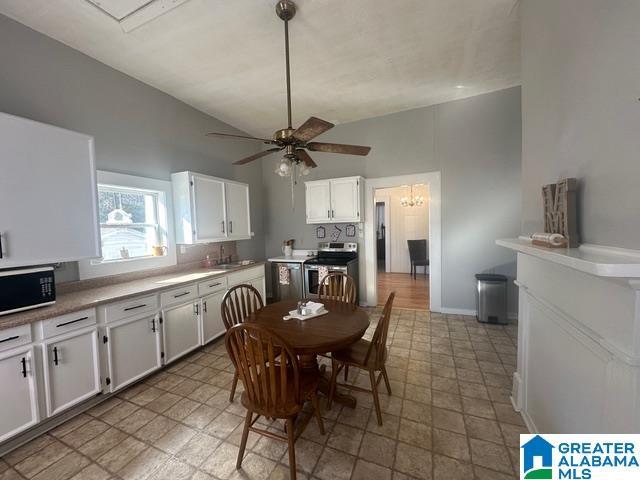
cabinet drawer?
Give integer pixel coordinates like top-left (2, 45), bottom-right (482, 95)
top-left (160, 284), bottom-right (198, 307)
top-left (198, 276), bottom-right (228, 297)
top-left (0, 324), bottom-right (32, 353)
top-left (227, 266), bottom-right (265, 286)
top-left (102, 294), bottom-right (159, 324)
top-left (40, 309), bottom-right (96, 340)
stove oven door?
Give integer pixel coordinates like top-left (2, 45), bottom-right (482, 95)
top-left (304, 264), bottom-right (348, 298)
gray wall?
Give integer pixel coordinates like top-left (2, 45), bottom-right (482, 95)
top-left (263, 87), bottom-right (522, 312)
top-left (521, 0), bottom-right (640, 248)
top-left (0, 14), bottom-right (264, 282)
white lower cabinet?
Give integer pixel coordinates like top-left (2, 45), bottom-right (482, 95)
top-left (105, 314), bottom-right (162, 392)
top-left (249, 277), bottom-right (266, 301)
top-left (201, 291), bottom-right (226, 345)
top-left (0, 346), bottom-right (39, 443)
top-left (162, 302), bottom-right (200, 364)
top-left (42, 327), bottom-right (101, 417)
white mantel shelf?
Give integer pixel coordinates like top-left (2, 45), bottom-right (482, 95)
top-left (496, 237), bottom-right (640, 278)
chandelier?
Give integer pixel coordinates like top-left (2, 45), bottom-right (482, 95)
top-left (400, 184), bottom-right (424, 207)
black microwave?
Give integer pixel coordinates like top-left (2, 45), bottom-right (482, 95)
top-left (0, 267), bottom-right (56, 316)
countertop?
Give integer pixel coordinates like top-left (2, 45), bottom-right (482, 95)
top-left (0, 261), bottom-right (266, 331)
top-left (267, 255), bottom-right (315, 263)
top-left (496, 237), bottom-right (640, 277)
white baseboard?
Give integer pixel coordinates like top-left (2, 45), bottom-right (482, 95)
top-left (439, 307), bottom-right (518, 321)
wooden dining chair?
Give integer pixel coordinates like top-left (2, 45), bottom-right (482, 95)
top-left (221, 284), bottom-right (264, 402)
top-left (225, 323), bottom-right (324, 480)
top-left (327, 291), bottom-right (396, 425)
top-left (318, 272), bottom-right (357, 304)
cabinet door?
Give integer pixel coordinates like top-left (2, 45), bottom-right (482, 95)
top-left (201, 291), bottom-right (226, 345)
top-left (330, 178), bottom-right (360, 222)
top-left (163, 302), bottom-right (200, 364)
top-left (0, 113), bottom-right (100, 268)
top-left (42, 328), bottom-right (100, 416)
top-left (0, 346), bottom-right (39, 443)
top-left (191, 174), bottom-right (226, 242)
top-left (225, 182), bottom-right (251, 239)
top-left (249, 277), bottom-right (266, 301)
top-left (305, 181), bottom-right (331, 224)
top-left (106, 314), bottom-right (161, 392)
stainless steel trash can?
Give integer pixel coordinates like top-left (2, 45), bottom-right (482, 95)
top-left (475, 274), bottom-right (508, 324)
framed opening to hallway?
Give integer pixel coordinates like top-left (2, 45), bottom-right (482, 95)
top-left (362, 172), bottom-right (442, 312)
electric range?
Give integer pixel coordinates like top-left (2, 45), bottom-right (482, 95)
top-left (303, 242), bottom-right (358, 299)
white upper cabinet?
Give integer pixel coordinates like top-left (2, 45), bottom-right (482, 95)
top-left (225, 182), bottom-right (251, 239)
top-left (305, 176), bottom-right (363, 224)
top-left (172, 171), bottom-right (251, 244)
top-left (0, 113), bottom-right (100, 268)
top-left (305, 181), bottom-right (332, 224)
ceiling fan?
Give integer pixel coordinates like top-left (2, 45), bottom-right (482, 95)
top-left (206, 0), bottom-right (372, 174)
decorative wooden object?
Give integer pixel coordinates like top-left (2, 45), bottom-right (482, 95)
top-left (327, 292), bottom-right (396, 425)
top-left (225, 323), bottom-right (324, 480)
top-left (318, 272), bottom-right (357, 305)
top-left (542, 178), bottom-right (579, 247)
top-left (221, 284), bottom-right (265, 401)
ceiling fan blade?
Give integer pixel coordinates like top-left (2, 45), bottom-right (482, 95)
top-left (296, 149), bottom-right (317, 168)
top-left (306, 142), bottom-right (371, 156)
top-left (207, 131), bottom-right (275, 144)
top-left (233, 148), bottom-right (282, 165)
top-left (292, 117), bottom-right (334, 142)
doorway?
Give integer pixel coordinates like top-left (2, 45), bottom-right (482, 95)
top-left (374, 185), bottom-right (429, 310)
top-left (361, 172), bottom-right (441, 312)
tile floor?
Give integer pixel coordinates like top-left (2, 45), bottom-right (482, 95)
top-left (0, 308), bottom-right (526, 480)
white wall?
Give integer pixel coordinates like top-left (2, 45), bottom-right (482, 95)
top-left (376, 185), bottom-right (429, 274)
top-left (521, 0), bottom-right (640, 248)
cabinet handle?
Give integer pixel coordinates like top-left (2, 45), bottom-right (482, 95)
top-left (221, 221), bottom-right (225, 234)
top-left (327, 210), bottom-right (330, 218)
top-left (203, 301), bottom-right (207, 313)
top-left (229, 221), bottom-right (233, 234)
top-left (173, 292), bottom-right (190, 298)
top-left (151, 317), bottom-right (157, 333)
top-left (208, 282), bottom-right (221, 288)
top-left (53, 346), bottom-right (59, 366)
top-left (0, 335), bottom-right (19, 344)
top-left (194, 303), bottom-right (199, 315)
top-left (0, 231), bottom-right (3, 259)
top-left (20, 357), bottom-right (27, 378)
top-left (56, 316), bottom-right (89, 328)
top-left (332, 209), bottom-right (335, 217)
top-left (124, 304), bottom-right (147, 312)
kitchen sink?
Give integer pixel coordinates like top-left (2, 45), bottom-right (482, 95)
top-left (216, 260), bottom-right (257, 269)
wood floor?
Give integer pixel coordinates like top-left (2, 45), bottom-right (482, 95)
top-left (377, 271), bottom-right (429, 310)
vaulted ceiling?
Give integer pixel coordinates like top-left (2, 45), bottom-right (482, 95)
top-left (0, 0), bottom-right (520, 137)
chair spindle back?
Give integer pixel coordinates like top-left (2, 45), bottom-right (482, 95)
top-left (318, 272), bottom-right (357, 304)
top-left (221, 284), bottom-right (264, 330)
top-left (364, 292), bottom-right (396, 366)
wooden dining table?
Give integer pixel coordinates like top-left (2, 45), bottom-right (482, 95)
top-left (246, 299), bottom-right (370, 407)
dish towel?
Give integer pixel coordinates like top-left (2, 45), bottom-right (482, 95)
top-left (318, 266), bottom-right (329, 283)
top-left (278, 265), bottom-right (290, 285)
top-left (304, 301), bottom-right (325, 314)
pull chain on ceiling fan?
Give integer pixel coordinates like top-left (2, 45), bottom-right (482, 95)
top-left (206, 0), bottom-right (372, 178)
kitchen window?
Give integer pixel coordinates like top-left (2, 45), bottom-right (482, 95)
top-left (79, 171), bottom-right (176, 279)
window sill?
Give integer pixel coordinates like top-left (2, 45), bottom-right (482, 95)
top-left (78, 250), bottom-right (176, 280)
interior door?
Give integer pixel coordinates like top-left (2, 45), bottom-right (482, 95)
top-left (225, 182), bottom-right (251, 239)
top-left (191, 174), bottom-right (226, 241)
top-left (106, 314), bottom-right (161, 392)
top-left (42, 328), bottom-right (100, 416)
top-left (201, 291), bottom-right (226, 344)
top-left (162, 302), bottom-right (200, 364)
top-left (305, 181), bottom-right (331, 224)
top-left (0, 346), bottom-right (39, 442)
top-left (331, 178), bottom-right (360, 222)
